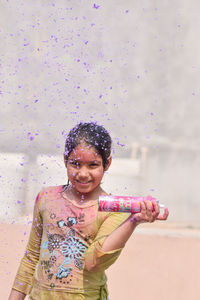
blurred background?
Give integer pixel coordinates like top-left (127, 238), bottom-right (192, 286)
top-left (1, 2), bottom-right (200, 300)
top-left (0, 0), bottom-right (200, 226)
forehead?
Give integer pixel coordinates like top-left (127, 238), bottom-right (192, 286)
top-left (69, 144), bottom-right (101, 160)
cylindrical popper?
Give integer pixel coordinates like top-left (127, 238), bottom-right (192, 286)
top-left (98, 195), bottom-right (162, 214)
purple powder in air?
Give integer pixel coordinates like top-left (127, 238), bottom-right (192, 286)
top-left (93, 4), bottom-right (100, 9)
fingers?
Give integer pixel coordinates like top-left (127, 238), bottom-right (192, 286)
top-left (140, 201), bottom-right (159, 223)
top-left (152, 200), bottom-right (160, 219)
top-left (145, 200), bottom-right (153, 222)
top-left (140, 200), bottom-right (146, 215)
top-left (156, 208), bottom-right (169, 220)
top-left (140, 201), bottom-right (152, 222)
top-left (146, 200), bottom-right (160, 222)
top-left (130, 200), bottom-right (168, 225)
top-left (130, 201), bottom-right (146, 224)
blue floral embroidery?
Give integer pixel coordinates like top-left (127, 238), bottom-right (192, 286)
top-left (57, 217), bottom-right (77, 228)
top-left (74, 258), bottom-right (84, 270)
top-left (56, 266), bottom-right (72, 279)
top-left (57, 220), bottom-right (66, 228)
top-left (41, 240), bottom-right (48, 249)
top-left (67, 217), bottom-right (77, 226)
top-left (61, 228), bottom-right (87, 260)
top-left (47, 232), bottom-right (65, 252)
top-left (42, 225), bottom-right (88, 283)
top-left (62, 257), bottom-right (71, 265)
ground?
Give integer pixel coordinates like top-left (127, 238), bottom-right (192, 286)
top-left (1, 221), bottom-right (200, 300)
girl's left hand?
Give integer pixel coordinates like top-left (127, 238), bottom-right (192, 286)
top-left (129, 200), bottom-right (169, 225)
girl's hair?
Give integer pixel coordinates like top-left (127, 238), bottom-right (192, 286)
top-left (64, 122), bottom-right (112, 168)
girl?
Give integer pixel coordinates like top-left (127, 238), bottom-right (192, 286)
top-left (9, 122), bottom-right (168, 300)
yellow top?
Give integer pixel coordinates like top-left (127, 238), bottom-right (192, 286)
top-left (12, 185), bottom-right (129, 299)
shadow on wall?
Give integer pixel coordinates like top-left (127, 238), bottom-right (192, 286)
top-left (0, 143), bottom-right (199, 227)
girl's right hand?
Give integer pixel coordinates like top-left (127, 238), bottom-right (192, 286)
top-left (129, 200), bottom-right (169, 225)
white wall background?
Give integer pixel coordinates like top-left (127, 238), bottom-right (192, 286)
top-left (0, 0), bottom-right (200, 226)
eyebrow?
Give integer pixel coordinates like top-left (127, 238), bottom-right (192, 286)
top-left (89, 160), bottom-right (101, 163)
top-left (69, 158), bottom-right (101, 163)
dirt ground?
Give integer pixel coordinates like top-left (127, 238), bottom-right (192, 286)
top-left (1, 221), bottom-right (200, 300)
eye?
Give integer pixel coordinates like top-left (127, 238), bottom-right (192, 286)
top-left (69, 160), bottom-right (80, 168)
top-left (90, 162), bottom-right (99, 167)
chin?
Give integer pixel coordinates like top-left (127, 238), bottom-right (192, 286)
top-left (76, 186), bottom-right (98, 195)
top-left (77, 188), bottom-right (93, 194)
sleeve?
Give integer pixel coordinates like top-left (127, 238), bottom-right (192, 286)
top-left (12, 191), bottom-right (43, 295)
top-left (84, 212), bottom-right (130, 272)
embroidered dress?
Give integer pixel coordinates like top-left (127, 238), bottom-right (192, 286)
top-left (12, 186), bottom-right (129, 300)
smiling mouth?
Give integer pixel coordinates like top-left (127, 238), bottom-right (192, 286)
top-left (76, 180), bottom-right (91, 185)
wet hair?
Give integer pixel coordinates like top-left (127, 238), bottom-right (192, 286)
top-left (64, 122), bottom-right (112, 169)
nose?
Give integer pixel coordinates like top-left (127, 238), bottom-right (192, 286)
top-left (78, 166), bottom-right (89, 179)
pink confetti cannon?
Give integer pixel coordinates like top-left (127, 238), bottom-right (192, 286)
top-left (98, 195), bottom-right (165, 214)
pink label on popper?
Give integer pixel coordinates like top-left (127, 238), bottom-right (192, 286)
top-left (98, 195), bottom-right (158, 213)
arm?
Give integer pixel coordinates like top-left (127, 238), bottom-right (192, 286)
top-left (8, 192), bottom-right (43, 298)
top-left (84, 200), bottom-right (169, 272)
top-left (101, 200), bottom-right (169, 252)
top-left (84, 211), bottom-right (130, 272)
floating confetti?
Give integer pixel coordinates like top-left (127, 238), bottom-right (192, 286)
top-left (93, 3), bottom-right (100, 9)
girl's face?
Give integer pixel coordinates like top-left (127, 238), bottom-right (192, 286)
top-left (66, 143), bottom-right (111, 195)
